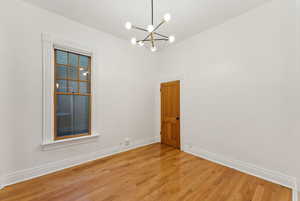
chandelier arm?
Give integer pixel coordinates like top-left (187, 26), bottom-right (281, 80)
top-left (132, 26), bottom-right (167, 38)
top-left (132, 25), bottom-right (148, 32)
top-left (142, 33), bottom-right (152, 42)
top-left (137, 38), bottom-right (168, 42)
top-left (133, 26), bottom-right (153, 41)
top-left (153, 32), bottom-right (168, 38)
top-left (137, 39), bottom-right (151, 42)
top-left (151, 33), bottom-right (155, 47)
top-left (154, 38), bottom-right (168, 41)
top-left (153, 20), bottom-right (165, 33)
top-left (132, 26), bottom-right (168, 39)
top-left (141, 20), bottom-right (166, 42)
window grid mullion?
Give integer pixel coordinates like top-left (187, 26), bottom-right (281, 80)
top-left (67, 53), bottom-right (70, 93)
top-left (77, 55), bottom-right (80, 94)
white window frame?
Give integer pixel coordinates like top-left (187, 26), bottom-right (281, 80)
top-left (41, 33), bottom-right (99, 150)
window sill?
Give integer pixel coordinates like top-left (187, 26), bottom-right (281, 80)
top-left (41, 133), bottom-right (101, 151)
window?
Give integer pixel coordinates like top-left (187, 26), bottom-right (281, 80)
top-left (42, 33), bottom-right (98, 148)
top-left (54, 49), bottom-right (91, 140)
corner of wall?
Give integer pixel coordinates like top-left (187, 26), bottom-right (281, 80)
top-left (184, 144), bottom-right (297, 192)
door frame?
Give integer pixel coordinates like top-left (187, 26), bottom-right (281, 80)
top-left (159, 75), bottom-right (184, 151)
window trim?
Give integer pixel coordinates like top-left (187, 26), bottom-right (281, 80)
top-left (42, 33), bottom-right (98, 148)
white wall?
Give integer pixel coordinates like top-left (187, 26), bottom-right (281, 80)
top-left (0, 11), bottom-right (9, 188)
top-left (0, 0), bottom-right (158, 182)
top-left (0, 3), bottom-right (16, 187)
top-left (1, 0), bottom-right (299, 193)
top-left (287, 0), bottom-right (300, 190)
top-left (158, 0), bottom-right (300, 190)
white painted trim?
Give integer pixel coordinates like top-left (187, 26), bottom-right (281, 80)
top-left (293, 191), bottom-right (298, 201)
top-left (296, 1), bottom-right (300, 199)
top-left (41, 133), bottom-right (101, 151)
top-left (184, 144), bottom-right (298, 199)
top-left (159, 74), bottom-right (185, 150)
top-left (160, 74), bottom-right (185, 83)
top-left (293, 181), bottom-right (298, 201)
top-left (42, 33), bottom-right (98, 147)
top-left (42, 33), bottom-right (94, 56)
top-left (3, 137), bottom-right (159, 188)
top-left (42, 33), bottom-right (54, 145)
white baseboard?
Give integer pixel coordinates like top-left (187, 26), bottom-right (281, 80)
top-left (2, 137), bottom-right (159, 188)
top-left (183, 145), bottom-right (298, 201)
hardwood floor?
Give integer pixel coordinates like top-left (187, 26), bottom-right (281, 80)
top-left (0, 143), bottom-right (292, 201)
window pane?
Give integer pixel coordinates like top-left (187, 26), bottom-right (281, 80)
top-left (80, 82), bottom-right (90, 94)
top-left (56, 66), bottom-right (68, 79)
top-left (56, 80), bottom-right (67, 92)
top-left (56, 95), bottom-right (90, 137)
top-left (56, 95), bottom-right (74, 137)
top-left (69, 53), bottom-right (78, 66)
top-left (79, 55), bottom-right (89, 67)
top-left (68, 81), bottom-right (78, 93)
top-left (68, 66), bottom-right (78, 80)
top-left (79, 70), bottom-right (89, 81)
top-left (73, 95), bottom-right (90, 134)
top-left (56, 50), bottom-right (68, 65)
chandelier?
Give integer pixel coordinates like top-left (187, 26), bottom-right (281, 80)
top-left (125, 0), bottom-right (175, 52)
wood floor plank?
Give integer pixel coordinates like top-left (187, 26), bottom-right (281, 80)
top-left (0, 143), bottom-right (292, 201)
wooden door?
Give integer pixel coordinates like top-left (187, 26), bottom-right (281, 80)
top-left (161, 80), bottom-right (180, 149)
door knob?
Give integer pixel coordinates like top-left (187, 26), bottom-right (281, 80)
top-left (176, 117), bottom-right (180, 120)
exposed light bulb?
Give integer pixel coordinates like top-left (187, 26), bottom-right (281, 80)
top-left (163, 13), bottom-right (171, 22)
top-left (83, 72), bottom-right (89, 76)
top-left (56, 83), bottom-right (59, 89)
top-left (131, 37), bottom-right (137, 45)
top-left (79, 67), bottom-right (84, 71)
top-left (147, 25), bottom-right (154, 32)
top-left (138, 41), bottom-right (144, 46)
top-left (151, 46), bottom-right (157, 52)
top-left (125, 22), bottom-right (132, 30)
top-left (169, 35), bottom-right (175, 43)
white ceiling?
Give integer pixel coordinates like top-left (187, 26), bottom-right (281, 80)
top-left (25, 0), bottom-right (270, 43)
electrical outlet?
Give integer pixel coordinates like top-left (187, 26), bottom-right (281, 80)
top-left (124, 138), bottom-right (130, 146)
